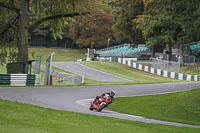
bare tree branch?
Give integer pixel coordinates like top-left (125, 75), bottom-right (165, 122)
top-left (29, 12), bottom-right (90, 32)
top-left (1, 16), bottom-right (19, 36)
top-left (0, 1), bottom-right (19, 14)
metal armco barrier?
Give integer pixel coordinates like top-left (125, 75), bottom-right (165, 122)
top-left (0, 74), bottom-right (10, 85)
top-left (0, 74), bottom-right (40, 86)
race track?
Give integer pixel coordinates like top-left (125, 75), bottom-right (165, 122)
top-left (0, 82), bottom-right (200, 128)
top-left (52, 62), bottom-right (130, 82)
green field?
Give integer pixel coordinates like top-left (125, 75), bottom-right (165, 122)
top-left (0, 99), bottom-right (199, 133)
top-left (108, 88), bottom-right (200, 126)
top-left (29, 48), bottom-right (87, 64)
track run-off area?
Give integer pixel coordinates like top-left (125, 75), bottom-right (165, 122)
top-left (0, 82), bottom-right (200, 128)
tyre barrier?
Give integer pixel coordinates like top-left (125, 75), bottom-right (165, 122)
top-left (0, 74), bottom-right (40, 86)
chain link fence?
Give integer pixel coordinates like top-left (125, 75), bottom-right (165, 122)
top-left (51, 70), bottom-right (84, 85)
top-left (38, 64), bottom-right (84, 85)
top-left (151, 58), bottom-right (180, 73)
top-left (183, 56), bottom-right (195, 65)
top-left (34, 54), bottom-right (42, 74)
top-left (33, 53), bottom-right (84, 85)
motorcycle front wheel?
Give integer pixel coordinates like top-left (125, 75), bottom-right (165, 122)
top-left (97, 102), bottom-right (107, 112)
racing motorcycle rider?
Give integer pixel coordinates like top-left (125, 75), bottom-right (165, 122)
top-left (92, 90), bottom-right (115, 104)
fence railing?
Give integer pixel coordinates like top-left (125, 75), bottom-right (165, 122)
top-left (112, 57), bottom-right (200, 81)
top-left (36, 64), bottom-right (84, 85)
top-left (151, 58), bottom-right (180, 73)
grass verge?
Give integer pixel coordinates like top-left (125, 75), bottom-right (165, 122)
top-left (0, 65), bottom-right (6, 74)
top-left (29, 48), bottom-right (86, 64)
top-left (82, 62), bottom-right (180, 84)
top-left (0, 99), bottom-right (199, 133)
top-left (108, 88), bottom-right (200, 126)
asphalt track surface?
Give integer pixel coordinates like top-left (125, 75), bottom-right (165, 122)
top-left (52, 62), bottom-right (130, 82)
top-left (0, 82), bottom-right (200, 128)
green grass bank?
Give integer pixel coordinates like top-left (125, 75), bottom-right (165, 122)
top-left (108, 88), bottom-right (200, 126)
top-left (29, 48), bottom-right (87, 64)
top-left (0, 99), bottom-right (199, 133)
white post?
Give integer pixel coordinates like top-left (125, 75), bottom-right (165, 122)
top-left (81, 76), bottom-right (84, 84)
top-left (44, 52), bottom-right (55, 85)
top-left (107, 39), bottom-right (110, 48)
top-left (87, 48), bottom-right (90, 58)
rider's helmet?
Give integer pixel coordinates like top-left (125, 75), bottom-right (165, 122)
top-left (110, 90), bottom-right (115, 97)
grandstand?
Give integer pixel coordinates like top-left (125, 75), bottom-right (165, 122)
top-left (96, 44), bottom-right (149, 58)
top-left (190, 41), bottom-right (200, 51)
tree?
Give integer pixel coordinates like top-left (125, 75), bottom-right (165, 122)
top-left (174, 0), bottom-right (200, 63)
top-left (0, 0), bottom-right (99, 62)
top-left (69, 11), bottom-right (114, 48)
top-left (135, 0), bottom-right (200, 61)
top-left (113, 0), bottom-right (144, 44)
top-left (135, 0), bottom-right (176, 60)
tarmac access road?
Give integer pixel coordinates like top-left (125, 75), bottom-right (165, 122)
top-left (52, 62), bottom-right (130, 82)
top-left (0, 82), bottom-right (200, 128)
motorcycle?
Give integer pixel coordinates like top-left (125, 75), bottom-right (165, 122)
top-left (89, 94), bottom-right (112, 112)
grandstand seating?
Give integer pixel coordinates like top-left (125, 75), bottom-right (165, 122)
top-left (190, 42), bottom-right (200, 51)
top-left (96, 44), bottom-right (149, 57)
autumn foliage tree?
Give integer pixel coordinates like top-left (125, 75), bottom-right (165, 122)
top-left (69, 11), bottom-right (114, 48)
